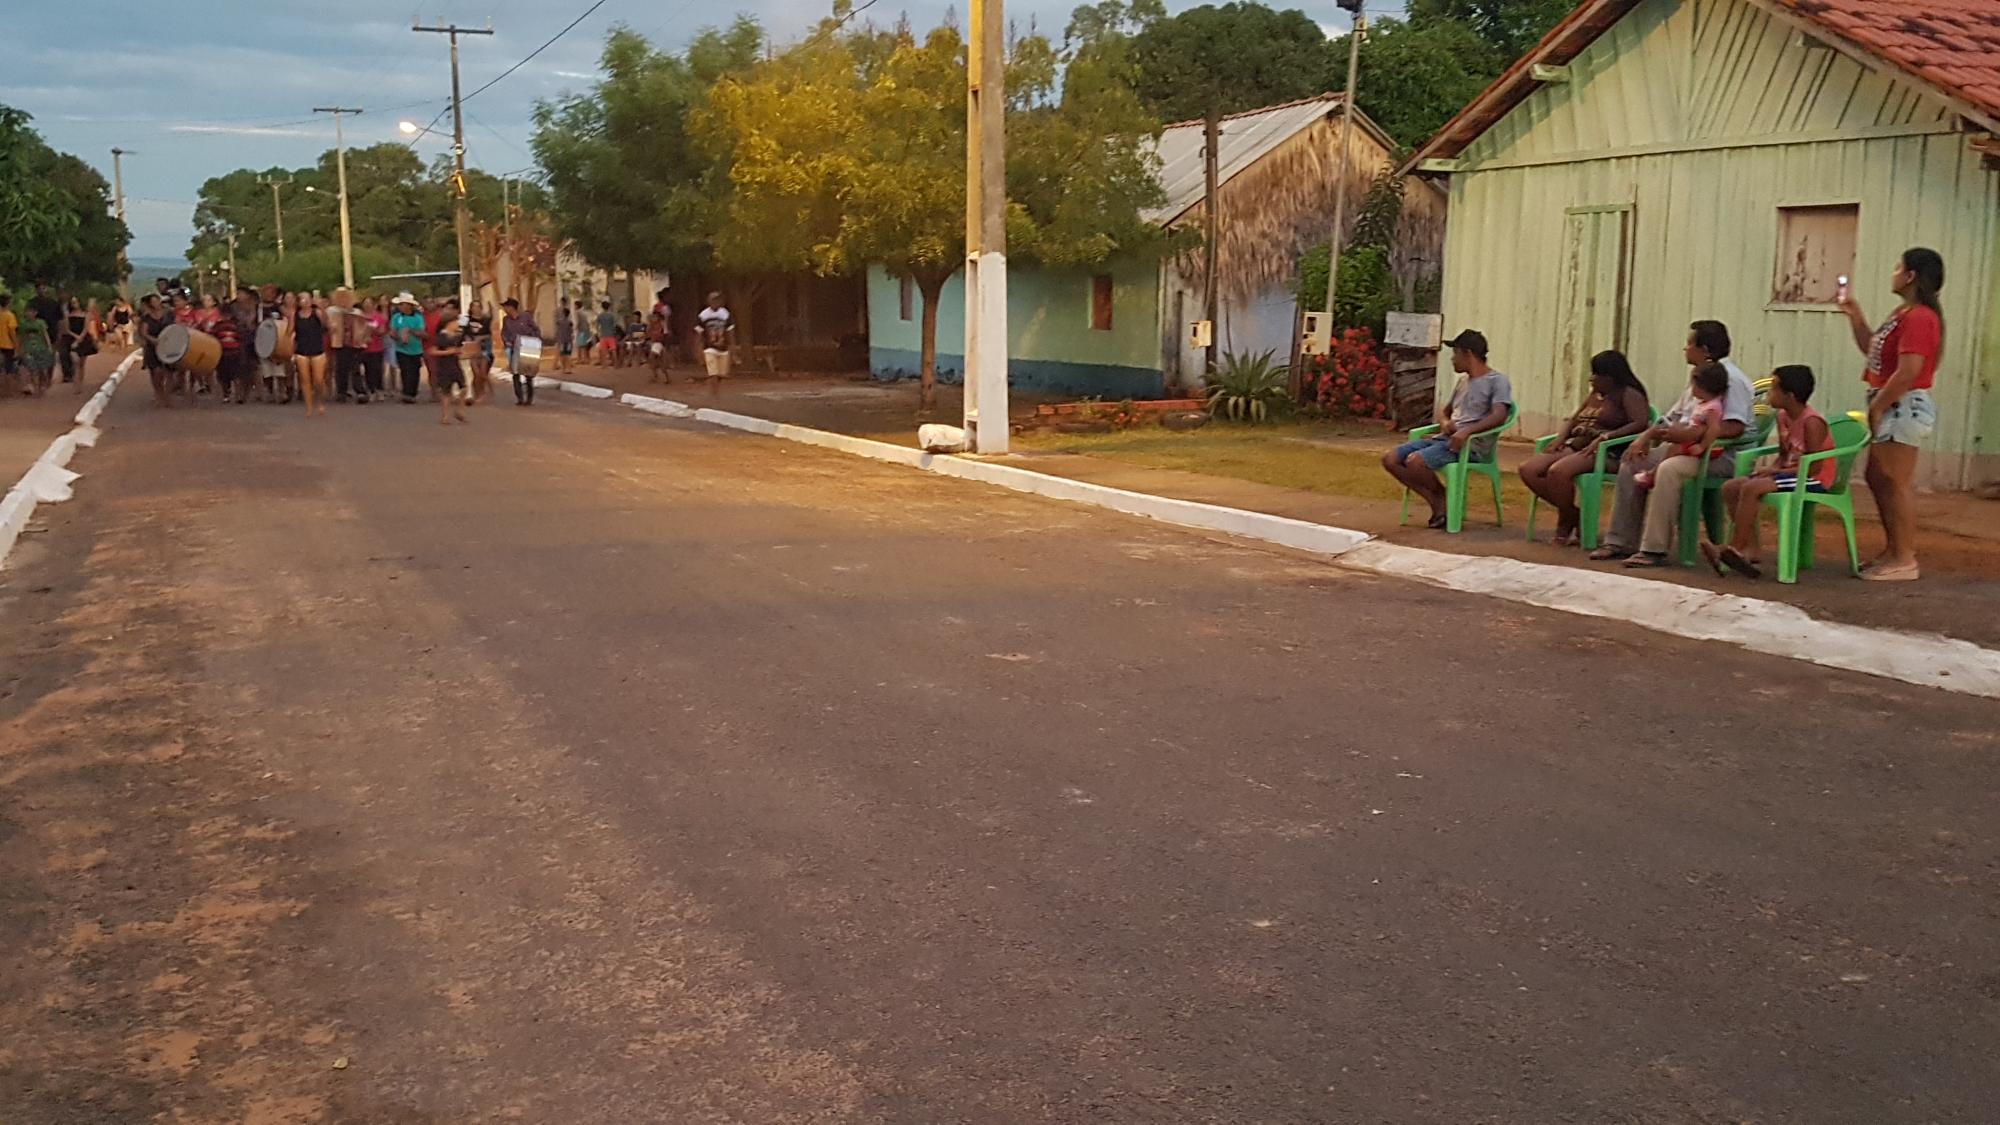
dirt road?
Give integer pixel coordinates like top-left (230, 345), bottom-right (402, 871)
top-left (2, 373), bottom-right (1995, 1123)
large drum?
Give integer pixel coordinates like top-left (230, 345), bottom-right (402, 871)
top-left (156, 325), bottom-right (221, 374)
top-left (513, 336), bottom-right (543, 379)
top-left (253, 318), bottom-right (294, 363)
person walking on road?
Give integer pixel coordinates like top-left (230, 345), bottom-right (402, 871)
top-left (17, 300), bottom-right (54, 397)
top-left (499, 298), bottom-right (540, 406)
top-left (137, 294), bottom-right (175, 408)
top-left (292, 291), bottom-right (329, 417)
top-left (389, 293), bottom-right (428, 404)
top-left (62, 297), bottom-right (94, 391)
top-left (426, 305), bottom-right (471, 425)
top-left (361, 295), bottom-right (388, 401)
top-left (696, 292), bottom-right (736, 400)
top-left (1839, 247), bottom-right (1945, 583)
top-left (553, 301), bottom-right (573, 375)
top-left (0, 293), bottom-right (18, 395)
top-left (593, 300), bottom-right (619, 368)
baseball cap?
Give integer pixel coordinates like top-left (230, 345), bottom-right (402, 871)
top-left (1444, 329), bottom-right (1488, 359)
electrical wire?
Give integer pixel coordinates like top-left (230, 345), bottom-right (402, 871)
top-left (461, 0), bottom-right (614, 106)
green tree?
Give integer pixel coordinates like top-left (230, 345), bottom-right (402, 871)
top-left (1406, 0), bottom-right (1572, 59)
top-left (1343, 15), bottom-right (1502, 148)
top-left (1127, 3), bottom-right (1329, 123)
top-left (702, 19), bottom-right (1166, 409)
top-left (0, 107), bottom-right (129, 287)
top-left (532, 21), bottom-right (761, 277)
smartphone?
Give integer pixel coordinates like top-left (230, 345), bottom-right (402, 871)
top-left (1836, 275), bottom-right (1850, 302)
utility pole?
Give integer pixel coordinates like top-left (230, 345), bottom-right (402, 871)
top-left (109, 148), bottom-right (130, 301)
top-left (256, 174), bottom-right (294, 260)
top-left (413, 22), bottom-right (493, 310)
top-left (226, 229), bottom-right (238, 295)
top-left (1202, 109), bottom-right (1220, 378)
top-left (1318, 0), bottom-right (1366, 342)
top-left (962, 0), bottom-right (1008, 454)
top-left (313, 107), bottom-right (362, 289)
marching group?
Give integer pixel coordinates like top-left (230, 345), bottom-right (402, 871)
top-left (1385, 246), bottom-right (1948, 582)
top-left (0, 278), bottom-right (743, 429)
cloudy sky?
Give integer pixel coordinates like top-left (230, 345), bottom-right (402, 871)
top-left (12, 0), bottom-right (1384, 262)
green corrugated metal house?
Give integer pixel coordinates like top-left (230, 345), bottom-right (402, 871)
top-left (1404, 0), bottom-right (2000, 489)
top-left (868, 94), bottom-right (1445, 399)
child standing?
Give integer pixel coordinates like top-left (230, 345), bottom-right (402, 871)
top-left (1700, 365), bottom-right (1836, 579)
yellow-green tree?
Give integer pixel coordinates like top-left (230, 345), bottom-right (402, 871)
top-left (701, 17), bottom-right (1164, 408)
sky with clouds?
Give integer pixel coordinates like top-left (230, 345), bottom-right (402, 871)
top-left (11, 0), bottom-right (1391, 262)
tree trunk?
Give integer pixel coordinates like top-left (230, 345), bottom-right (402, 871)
top-left (916, 271), bottom-right (947, 412)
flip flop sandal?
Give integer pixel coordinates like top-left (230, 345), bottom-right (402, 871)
top-left (1622, 552), bottom-right (1668, 568)
top-left (1860, 564), bottom-right (1920, 582)
top-left (1427, 514), bottom-right (1448, 530)
top-left (1588, 547), bottom-right (1630, 561)
top-left (1697, 541), bottom-right (1728, 577)
top-left (1718, 547), bottom-right (1761, 580)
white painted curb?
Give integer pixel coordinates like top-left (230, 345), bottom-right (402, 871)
top-left (0, 352), bottom-right (136, 568)
top-left (560, 376), bottom-right (2000, 699)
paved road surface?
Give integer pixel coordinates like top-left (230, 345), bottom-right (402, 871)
top-left (2, 376), bottom-right (1996, 1123)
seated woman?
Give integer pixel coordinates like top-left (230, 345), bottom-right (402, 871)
top-left (1518, 350), bottom-right (1651, 545)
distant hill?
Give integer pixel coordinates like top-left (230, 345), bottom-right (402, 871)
top-left (128, 256), bottom-right (189, 277)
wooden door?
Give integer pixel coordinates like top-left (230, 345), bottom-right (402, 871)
top-left (1553, 205), bottom-right (1634, 416)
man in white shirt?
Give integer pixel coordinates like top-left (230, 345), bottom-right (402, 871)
top-left (1593, 320), bottom-right (1756, 561)
top-left (696, 292), bottom-right (735, 398)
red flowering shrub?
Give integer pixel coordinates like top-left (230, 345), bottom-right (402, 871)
top-left (1305, 327), bottom-right (1393, 421)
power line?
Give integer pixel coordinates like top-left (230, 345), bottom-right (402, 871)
top-left (462, 0), bottom-right (613, 105)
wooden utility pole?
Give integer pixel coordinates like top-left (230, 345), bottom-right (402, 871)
top-left (256, 174), bottom-right (294, 260)
top-left (1202, 109), bottom-right (1220, 377)
top-left (313, 108), bottom-right (363, 289)
top-left (962, 0), bottom-right (1009, 454)
top-left (109, 148), bottom-right (131, 301)
top-left (413, 22), bottom-right (493, 308)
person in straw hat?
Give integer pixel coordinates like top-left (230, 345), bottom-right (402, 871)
top-left (388, 292), bottom-right (428, 404)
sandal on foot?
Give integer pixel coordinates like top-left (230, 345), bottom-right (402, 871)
top-left (1426, 514), bottom-right (1448, 530)
top-left (1622, 552), bottom-right (1668, 568)
top-left (1860, 563), bottom-right (1920, 582)
top-left (1588, 546), bottom-right (1630, 561)
top-left (1718, 546), bottom-right (1761, 580)
top-left (1697, 541), bottom-right (1728, 577)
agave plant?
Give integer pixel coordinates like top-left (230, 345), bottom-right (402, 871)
top-left (1205, 349), bottom-right (1290, 423)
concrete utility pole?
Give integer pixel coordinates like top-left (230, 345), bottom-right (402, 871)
top-left (109, 148), bottom-right (131, 301)
top-left (256, 174), bottom-right (293, 260)
top-left (313, 107), bottom-right (363, 289)
top-left (962, 0), bottom-right (1009, 454)
top-left (1319, 0), bottom-right (1366, 336)
top-left (1202, 110), bottom-right (1220, 377)
top-left (413, 22), bottom-right (493, 310)
top-left (226, 230), bottom-right (238, 295)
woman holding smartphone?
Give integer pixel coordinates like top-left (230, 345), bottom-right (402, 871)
top-left (1837, 248), bottom-right (1945, 583)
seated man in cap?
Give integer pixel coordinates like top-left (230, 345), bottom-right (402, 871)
top-left (1380, 329), bottom-right (1513, 529)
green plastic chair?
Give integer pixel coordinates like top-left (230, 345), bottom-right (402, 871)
top-left (1675, 409), bottom-right (1778, 566)
top-left (1525, 408), bottom-right (1658, 548)
top-left (1722, 416), bottom-right (1869, 583)
top-left (1398, 403), bottom-right (1518, 533)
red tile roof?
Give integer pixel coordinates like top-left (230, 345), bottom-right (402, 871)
top-left (1402, 0), bottom-right (2000, 173)
top-left (1780, 0), bottom-right (2000, 124)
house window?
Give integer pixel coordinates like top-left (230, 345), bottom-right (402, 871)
top-left (1773, 204), bottom-right (1859, 304)
top-left (1090, 274), bottom-right (1114, 331)
top-left (898, 275), bottom-right (914, 321)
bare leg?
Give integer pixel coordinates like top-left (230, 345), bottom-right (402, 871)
top-left (1864, 442), bottom-right (1921, 572)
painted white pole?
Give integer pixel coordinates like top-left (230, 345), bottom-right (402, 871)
top-left (963, 0), bottom-right (1009, 454)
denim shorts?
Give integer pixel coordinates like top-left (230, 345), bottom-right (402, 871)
top-left (1870, 387), bottom-right (1935, 446)
top-left (1392, 436), bottom-right (1481, 471)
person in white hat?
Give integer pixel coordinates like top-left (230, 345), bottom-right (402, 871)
top-left (388, 293), bottom-right (428, 403)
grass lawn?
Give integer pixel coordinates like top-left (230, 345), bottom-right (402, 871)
top-left (1017, 421), bottom-right (1409, 503)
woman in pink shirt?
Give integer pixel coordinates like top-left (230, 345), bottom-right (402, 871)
top-left (360, 295), bottom-right (389, 401)
top-left (1838, 247), bottom-right (1944, 582)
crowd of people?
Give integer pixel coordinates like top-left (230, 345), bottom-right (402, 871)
top-left (0, 276), bottom-right (748, 428)
top-left (1387, 246), bottom-right (1948, 582)
top-left (0, 284), bottom-right (134, 397)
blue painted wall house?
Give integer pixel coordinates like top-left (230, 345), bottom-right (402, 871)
top-left (865, 94), bottom-right (1446, 399)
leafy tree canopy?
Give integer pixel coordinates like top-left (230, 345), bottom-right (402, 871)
top-left (1128, 3), bottom-right (1329, 122)
top-left (0, 106), bottom-right (129, 288)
